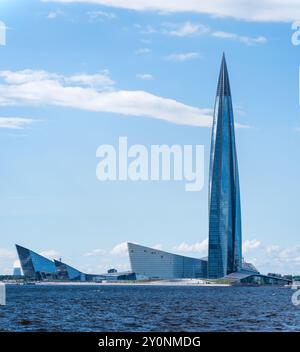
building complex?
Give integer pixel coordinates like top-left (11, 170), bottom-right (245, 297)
top-left (14, 55), bottom-right (291, 286)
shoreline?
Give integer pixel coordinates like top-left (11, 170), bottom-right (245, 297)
top-left (2, 279), bottom-right (231, 287)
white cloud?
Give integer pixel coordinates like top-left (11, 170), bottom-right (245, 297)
top-left (163, 21), bottom-right (209, 37)
top-left (86, 10), bottom-right (117, 20)
top-left (42, 0), bottom-right (300, 22)
top-left (0, 69), bottom-right (114, 89)
top-left (277, 246), bottom-right (300, 261)
top-left (0, 69), bottom-right (216, 128)
top-left (0, 248), bottom-right (16, 259)
top-left (212, 31), bottom-right (267, 45)
top-left (172, 238), bottom-right (300, 275)
top-left (242, 240), bottom-right (300, 275)
top-left (138, 21), bottom-right (266, 46)
top-left (174, 238), bottom-right (208, 255)
top-left (66, 71), bottom-right (115, 90)
top-left (83, 248), bottom-right (106, 257)
top-left (136, 73), bottom-right (154, 80)
top-left (110, 242), bottom-right (129, 256)
top-left (134, 47), bottom-right (152, 55)
top-left (164, 52), bottom-right (201, 62)
top-left (266, 244), bottom-right (280, 253)
top-left (0, 70), bottom-right (58, 84)
top-left (243, 239), bottom-right (261, 253)
top-left (39, 249), bottom-right (60, 259)
top-left (0, 117), bottom-right (35, 129)
top-left (153, 244), bottom-right (162, 250)
top-left (47, 9), bottom-right (64, 19)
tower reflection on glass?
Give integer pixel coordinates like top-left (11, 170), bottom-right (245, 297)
top-left (208, 54), bottom-right (242, 278)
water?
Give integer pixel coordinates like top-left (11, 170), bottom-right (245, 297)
top-left (0, 285), bottom-right (299, 332)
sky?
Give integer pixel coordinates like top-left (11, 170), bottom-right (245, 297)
top-left (0, 0), bottom-right (300, 275)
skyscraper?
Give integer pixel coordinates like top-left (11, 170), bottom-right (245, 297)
top-left (208, 54), bottom-right (242, 278)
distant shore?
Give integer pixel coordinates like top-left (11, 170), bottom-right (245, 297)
top-left (3, 279), bottom-right (231, 287)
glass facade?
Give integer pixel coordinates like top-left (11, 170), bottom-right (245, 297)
top-left (128, 242), bottom-right (208, 279)
top-left (16, 244), bottom-right (136, 282)
top-left (16, 244), bottom-right (57, 280)
top-left (240, 275), bottom-right (291, 286)
top-left (54, 259), bottom-right (85, 281)
top-left (208, 54), bottom-right (242, 278)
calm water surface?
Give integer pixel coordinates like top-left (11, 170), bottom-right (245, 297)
top-left (0, 285), bottom-right (299, 332)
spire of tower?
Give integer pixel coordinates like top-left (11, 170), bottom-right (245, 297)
top-left (216, 53), bottom-right (231, 97)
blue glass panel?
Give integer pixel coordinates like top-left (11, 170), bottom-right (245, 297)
top-left (208, 55), bottom-right (242, 278)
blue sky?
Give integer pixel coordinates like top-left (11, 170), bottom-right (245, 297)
top-left (0, 0), bottom-right (300, 275)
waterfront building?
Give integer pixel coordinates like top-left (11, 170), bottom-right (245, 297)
top-left (16, 244), bottom-right (57, 280)
top-left (14, 55), bottom-right (292, 286)
top-left (126, 55), bottom-right (283, 284)
top-left (208, 54), bottom-right (242, 278)
top-left (127, 55), bottom-right (243, 280)
top-left (16, 244), bottom-right (134, 282)
top-left (128, 242), bottom-right (208, 280)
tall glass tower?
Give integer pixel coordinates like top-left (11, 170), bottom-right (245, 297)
top-left (208, 54), bottom-right (242, 278)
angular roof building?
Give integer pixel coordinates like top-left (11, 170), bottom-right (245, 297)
top-left (16, 244), bottom-right (136, 282)
top-left (16, 244), bottom-right (94, 281)
top-left (208, 54), bottom-right (242, 278)
top-left (128, 242), bottom-right (207, 280)
top-left (54, 259), bottom-right (85, 281)
top-left (16, 244), bottom-right (57, 280)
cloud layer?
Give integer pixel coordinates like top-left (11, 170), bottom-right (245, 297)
top-left (241, 239), bottom-right (300, 275)
top-left (163, 22), bottom-right (209, 37)
top-left (110, 242), bottom-right (129, 256)
top-left (212, 31), bottom-right (266, 45)
top-left (0, 69), bottom-right (214, 127)
top-left (160, 22), bottom-right (266, 46)
top-left (0, 117), bottom-right (35, 129)
top-left (172, 238), bottom-right (300, 275)
top-left (174, 238), bottom-right (208, 255)
top-left (136, 73), bottom-right (154, 80)
top-left (164, 52), bottom-right (201, 62)
top-left (43, 0), bottom-right (300, 22)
